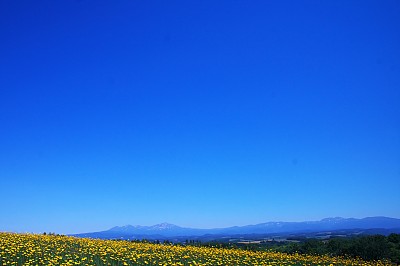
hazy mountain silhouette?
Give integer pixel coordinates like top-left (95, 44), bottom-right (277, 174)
top-left (72, 216), bottom-right (400, 239)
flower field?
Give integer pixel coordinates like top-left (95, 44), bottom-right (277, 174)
top-left (0, 232), bottom-right (392, 265)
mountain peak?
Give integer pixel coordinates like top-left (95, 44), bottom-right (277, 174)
top-left (321, 217), bottom-right (345, 222)
top-left (151, 223), bottom-right (180, 230)
top-left (74, 216), bottom-right (400, 239)
top-left (109, 225), bottom-right (145, 231)
top-left (108, 223), bottom-right (181, 233)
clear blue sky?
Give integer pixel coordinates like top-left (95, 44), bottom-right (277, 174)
top-left (1, 0), bottom-right (399, 234)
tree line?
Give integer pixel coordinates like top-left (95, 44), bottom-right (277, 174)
top-left (126, 234), bottom-right (400, 264)
top-left (179, 234), bottom-right (400, 264)
top-left (273, 234), bottom-right (400, 264)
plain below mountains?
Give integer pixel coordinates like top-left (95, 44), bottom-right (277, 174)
top-left (72, 217), bottom-right (400, 240)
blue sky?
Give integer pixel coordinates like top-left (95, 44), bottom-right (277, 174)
top-left (1, 0), bottom-right (399, 234)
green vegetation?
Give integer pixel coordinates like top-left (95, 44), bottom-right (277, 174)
top-left (276, 234), bottom-right (400, 263)
top-left (181, 234), bottom-right (400, 264)
top-left (3, 233), bottom-right (388, 266)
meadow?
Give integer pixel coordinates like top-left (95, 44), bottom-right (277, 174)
top-left (0, 232), bottom-right (392, 266)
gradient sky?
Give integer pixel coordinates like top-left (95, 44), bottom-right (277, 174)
top-left (1, 0), bottom-right (399, 234)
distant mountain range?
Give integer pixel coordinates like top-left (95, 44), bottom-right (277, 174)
top-left (72, 216), bottom-right (400, 240)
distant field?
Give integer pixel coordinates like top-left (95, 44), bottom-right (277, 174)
top-left (0, 232), bottom-right (392, 265)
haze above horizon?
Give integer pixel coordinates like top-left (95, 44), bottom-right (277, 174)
top-left (1, 0), bottom-right (399, 235)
